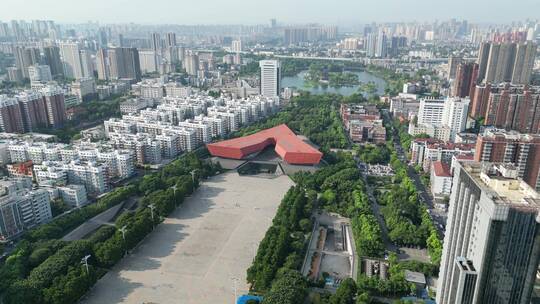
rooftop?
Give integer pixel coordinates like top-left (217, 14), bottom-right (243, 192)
top-left (432, 161), bottom-right (451, 177)
top-left (207, 124), bottom-right (322, 165)
top-left (462, 162), bottom-right (540, 208)
top-left (404, 270), bottom-right (427, 285)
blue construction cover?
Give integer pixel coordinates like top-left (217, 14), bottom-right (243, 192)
top-left (237, 295), bottom-right (263, 304)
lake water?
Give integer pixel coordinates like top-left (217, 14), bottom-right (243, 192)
top-left (281, 70), bottom-right (387, 96)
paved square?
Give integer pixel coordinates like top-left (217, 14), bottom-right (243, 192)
top-left (81, 172), bottom-right (294, 304)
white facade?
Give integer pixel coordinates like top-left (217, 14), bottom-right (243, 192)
top-left (259, 60), bottom-right (281, 98)
top-left (430, 162), bottom-right (453, 197)
top-left (437, 162), bottom-right (540, 304)
top-left (59, 42), bottom-right (84, 79)
top-left (58, 184), bottom-right (88, 207)
top-left (71, 77), bottom-right (96, 100)
top-left (417, 98), bottom-right (445, 126)
top-left (411, 97), bottom-right (470, 141)
top-left (231, 40), bottom-right (242, 52)
top-left (408, 124), bottom-right (451, 142)
top-left (139, 50), bottom-right (159, 74)
top-left (441, 97), bottom-right (470, 141)
top-left (164, 83), bottom-right (191, 98)
top-left (28, 65), bottom-right (52, 82)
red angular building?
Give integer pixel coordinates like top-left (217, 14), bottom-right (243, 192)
top-left (207, 124), bottom-right (323, 165)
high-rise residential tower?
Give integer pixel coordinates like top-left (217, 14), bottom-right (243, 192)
top-left (150, 33), bottom-right (161, 52)
top-left (96, 48), bottom-right (141, 81)
top-left (365, 33), bottom-right (377, 57)
top-left (437, 161), bottom-right (540, 304)
top-left (16, 90), bottom-right (48, 131)
top-left (375, 31), bottom-right (388, 58)
top-left (41, 85), bottom-right (66, 128)
top-left (42, 46), bottom-right (64, 77)
top-left (452, 63), bottom-right (479, 98)
top-left (0, 96), bottom-right (25, 133)
top-left (14, 46), bottom-right (41, 78)
top-left (59, 42), bottom-right (85, 79)
top-left (165, 32), bottom-right (176, 47)
top-left (259, 60), bottom-right (281, 98)
top-left (511, 42), bottom-right (537, 85)
top-left (475, 129), bottom-right (540, 191)
top-left (231, 40), bottom-right (242, 52)
top-left (476, 41), bottom-right (537, 85)
top-left (448, 56), bottom-right (463, 80)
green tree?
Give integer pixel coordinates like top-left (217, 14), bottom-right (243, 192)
top-left (330, 278), bottom-right (357, 304)
top-left (262, 270), bottom-right (308, 304)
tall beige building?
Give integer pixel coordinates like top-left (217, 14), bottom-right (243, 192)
top-left (512, 42), bottom-right (537, 85)
top-left (477, 41), bottom-right (537, 85)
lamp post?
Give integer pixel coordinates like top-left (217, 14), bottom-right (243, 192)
top-left (231, 277), bottom-right (239, 303)
top-left (190, 169), bottom-right (199, 185)
top-left (81, 254), bottom-right (91, 275)
top-left (119, 225), bottom-right (127, 255)
top-left (148, 203), bottom-right (156, 222)
top-left (251, 242), bottom-right (257, 262)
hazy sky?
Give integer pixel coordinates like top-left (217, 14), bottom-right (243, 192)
top-left (2, 0), bottom-right (539, 25)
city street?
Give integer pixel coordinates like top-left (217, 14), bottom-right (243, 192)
top-left (384, 110), bottom-right (447, 234)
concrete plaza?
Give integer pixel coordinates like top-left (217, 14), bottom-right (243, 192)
top-left (81, 172), bottom-right (294, 304)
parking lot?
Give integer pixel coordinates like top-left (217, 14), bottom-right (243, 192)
top-left (81, 172), bottom-right (294, 304)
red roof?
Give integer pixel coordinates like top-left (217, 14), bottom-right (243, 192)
top-left (432, 161), bottom-right (451, 177)
top-left (454, 153), bottom-right (474, 160)
top-left (207, 124), bottom-right (323, 165)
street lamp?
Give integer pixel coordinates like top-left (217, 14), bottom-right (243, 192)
top-left (231, 277), bottom-right (239, 303)
top-left (81, 254), bottom-right (91, 275)
top-left (251, 242), bottom-right (257, 262)
top-left (148, 203), bottom-right (156, 225)
top-left (119, 225), bottom-right (128, 255)
top-left (190, 169), bottom-right (199, 185)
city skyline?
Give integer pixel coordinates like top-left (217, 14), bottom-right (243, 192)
top-left (1, 1), bottom-right (540, 303)
top-left (2, 0), bottom-right (540, 25)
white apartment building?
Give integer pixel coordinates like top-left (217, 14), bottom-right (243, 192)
top-left (178, 121), bottom-right (210, 145)
top-left (19, 189), bottom-right (52, 228)
top-left (8, 144), bottom-right (28, 163)
top-left (408, 124), bottom-right (452, 142)
top-left (417, 98), bottom-right (445, 126)
top-left (104, 118), bottom-right (137, 136)
top-left (441, 97), bottom-right (470, 141)
top-left (410, 97), bottom-right (470, 141)
top-left (410, 138), bottom-right (476, 171)
top-left (138, 50), bottom-right (160, 74)
top-left (0, 179), bottom-right (52, 240)
top-left (231, 40), bottom-right (242, 52)
top-left (59, 42), bottom-right (85, 79)
top-left (164, 83), bottom-right (191, 98)
top-left (207, 106), bottom-right (241, 133)
top-left (58, 184), bottom-right (88, 208)
top-left (259, 60), bottom-right (281, 98)
top-left (107, 133), bottom-right (162, 165)
top-left (119, 98), bottom-right (155, 114)
top-left (430, 161), bottom-right (453, 197)
top-left (63, 160), bottom-right (109, 195)
top-left (97, 149), bottom-right (135, 180)
top-left (28, 65), bottom-right (52, 83)
top-left (34, 161), bottom-right (68, 186)
top-left (71, 77), bottom-right (96, 101)
top-left (194, 114), bottom-right (226, 139)
top-left (132, 80), bottom-right (164, 98)
top-left (156, 133), bottom-right (180, 158)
